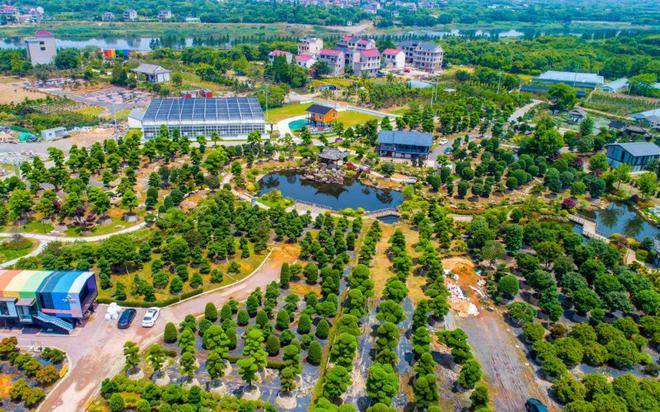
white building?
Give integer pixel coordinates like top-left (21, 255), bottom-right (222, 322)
top-left (131, 63), bottom-right (171, 83)
top-left (268, 50), bottom-right (293, 64)
top-left (25, 30), bottom-right (57, 66)
top-left (298, 37), bottom-right (324, 56)
top-left (381, 48), bottom-right (405, 70)
top-left (399, 41), bottom-right (444, 73)
top-left (318, 49), bottom-right (345, 76)
top-left (158, 10), bottom-right (172, 21)
top-left (123, 9), bottom-right (138, 21)
top-left (102, 12), bottom-right (115, 21)
top-left (41, 127), bottom-right (69, 141)
top-left (598, 78), bottom-right (628, 93)
top-left (295, 54), bottom-right (316, 69)
top-left (351, 48), bottom-right (380, 77)
top-left (138, 97), bottom-right (266, 140)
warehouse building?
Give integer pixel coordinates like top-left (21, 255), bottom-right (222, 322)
top-left (139, 97), bottom-right (266, 140)
top-left (0, 270), bottom-right (98, 333)
top-left (536, 71), bottom-right (604, 89)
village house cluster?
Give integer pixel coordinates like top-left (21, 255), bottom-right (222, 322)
top-left (269, 36), bottom-right (444, 77)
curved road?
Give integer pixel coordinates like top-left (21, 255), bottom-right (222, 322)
top-left (0, 222), bottom-right (147, 269)
top-left (0, 243), bottom-right (297, 412)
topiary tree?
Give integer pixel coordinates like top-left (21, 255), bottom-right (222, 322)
top-left (237, 309), bottom-right (249, 326)
top-left (123, 341), bottom-right (139, 374)
top-left (266, 334), bottom-right (281, 357)
top-left (316, 319), bottom-right (330, 339)
top-left (108, 392), bottom-right (125, 412)
top-left (308, 340), bottom-right (322, 365)
top-left (457, 358), bottom-right (482, 389)
top-left (276, 310), bottom-right (291, 330)
top-left (297, 313), bottom-right (312, 335)
top-left (366, 362), bottom-right (398, 405)
top-left (204, 303), bottom-right (218, 322)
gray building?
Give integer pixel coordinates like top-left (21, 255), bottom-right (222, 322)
top-left (132, 63), bottom-right (171, 84)
top-left (25, 30), bottom-right (57, 66)
top-left (377, 130), bottom-right (434, 160)
top-left (606, 142), bottom-right (660, 172)
top-left (139, 97), bottom-right (266, 140)
top-left (399, 40), bottom-right (443, 73)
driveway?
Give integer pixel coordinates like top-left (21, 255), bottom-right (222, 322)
top-left (0, 243), bottom-right (296, 412)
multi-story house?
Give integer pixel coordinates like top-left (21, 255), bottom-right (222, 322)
top-left (381, 48), bottom-right (405, 70)
top-left (337, 36), bottom-right (376, 52)
top-left (298, 37), bottom-right (324, 56)
top-left (123, 9), bottom-right (138, 21)
top-left (295, 54), bottom-right (316, 69)
top-left (318, 49), bottom-right (345, 76)
top-left (351, 48), bottom-right (380, 77)
top-left (0, 5), bottom-right (19, 22)
top-left (25, 30), bottom-right (57, 66)
top-left (399, 41), bottom-right (443, 73)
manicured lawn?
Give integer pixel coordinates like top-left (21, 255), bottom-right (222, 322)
top-left (0, 237), bottom-right (38, 263)
top-left (12, 220), bottom-right (54, 234)
top-left (264, 103), bottom-right (311, 123)
top-left (64, 211), bottom-right (144, 237)
top-left (335, 110), bottom-right (379, 127)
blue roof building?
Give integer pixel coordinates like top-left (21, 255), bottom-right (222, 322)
top-left (377, 130), bottom-right (434, 160)
top-left (606, 142), bottom-right (660, 172)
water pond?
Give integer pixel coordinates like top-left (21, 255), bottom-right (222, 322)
top-left (579, 201), bottom-right (659, 242)
top-left (258, 170), bottom-right (403, 212)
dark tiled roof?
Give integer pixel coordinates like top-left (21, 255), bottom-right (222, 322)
top-left (607, 142), bottom-right (660, 157)
top-left (305, 104), bottom-right (335, 115)
top-left (377, 130), bottom-right (434, 147)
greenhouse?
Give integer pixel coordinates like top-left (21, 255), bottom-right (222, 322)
top-left (139, 97), bottom-right (266, 140)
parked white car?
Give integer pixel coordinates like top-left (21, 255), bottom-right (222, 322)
top-left (141, 307), bottom-right (160, 328)
top-left (439, 138), bottom-right (448, 145)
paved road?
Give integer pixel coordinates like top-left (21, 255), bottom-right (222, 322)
top-left (0, 222), bottom-right (146, 244)
top-left (508, 99), bottom-right (542, 123)
top-left (1, 243), bottom-right (296, 412)
top-left (0, 239), bottom-right (47, 269)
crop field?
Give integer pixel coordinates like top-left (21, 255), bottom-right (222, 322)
top-left (582, 92), bottom-right (656, 115)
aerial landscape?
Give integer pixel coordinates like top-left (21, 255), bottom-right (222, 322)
top-left (0, 0), bottom-right (658, 411)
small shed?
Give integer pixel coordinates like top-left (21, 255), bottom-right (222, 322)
top-left (568, 109), bottom-right (586, 123)
top-left (132, 63), bottom-right (171, 84)
top-left (41, 127), bottom-right (69, 141)
top-left (305, 104), bottom-right (338, 126)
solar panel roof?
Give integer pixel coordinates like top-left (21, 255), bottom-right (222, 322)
top-left (142, 97), bottom-right (265, 123)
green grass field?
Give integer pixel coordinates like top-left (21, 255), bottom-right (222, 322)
top-left (264, 103), bottom-right (311, 123)
top-left (0, 237), bottom-right (38, 263)
top-left (336, 110), bottom-right (379, 127)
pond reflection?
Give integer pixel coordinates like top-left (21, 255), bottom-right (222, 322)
top-left (258, 170), bottom-right (403, 212)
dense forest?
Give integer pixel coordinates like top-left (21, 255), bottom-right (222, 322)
top-left (441, 34), bottom-right (660, 78)
top-left (10, 0), bottom-right (660, 26)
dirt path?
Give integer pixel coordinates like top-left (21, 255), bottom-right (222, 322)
top-left (1, 243), bottom-right (298, 412)
top-left (443, 257), bottom-right (554, 412)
